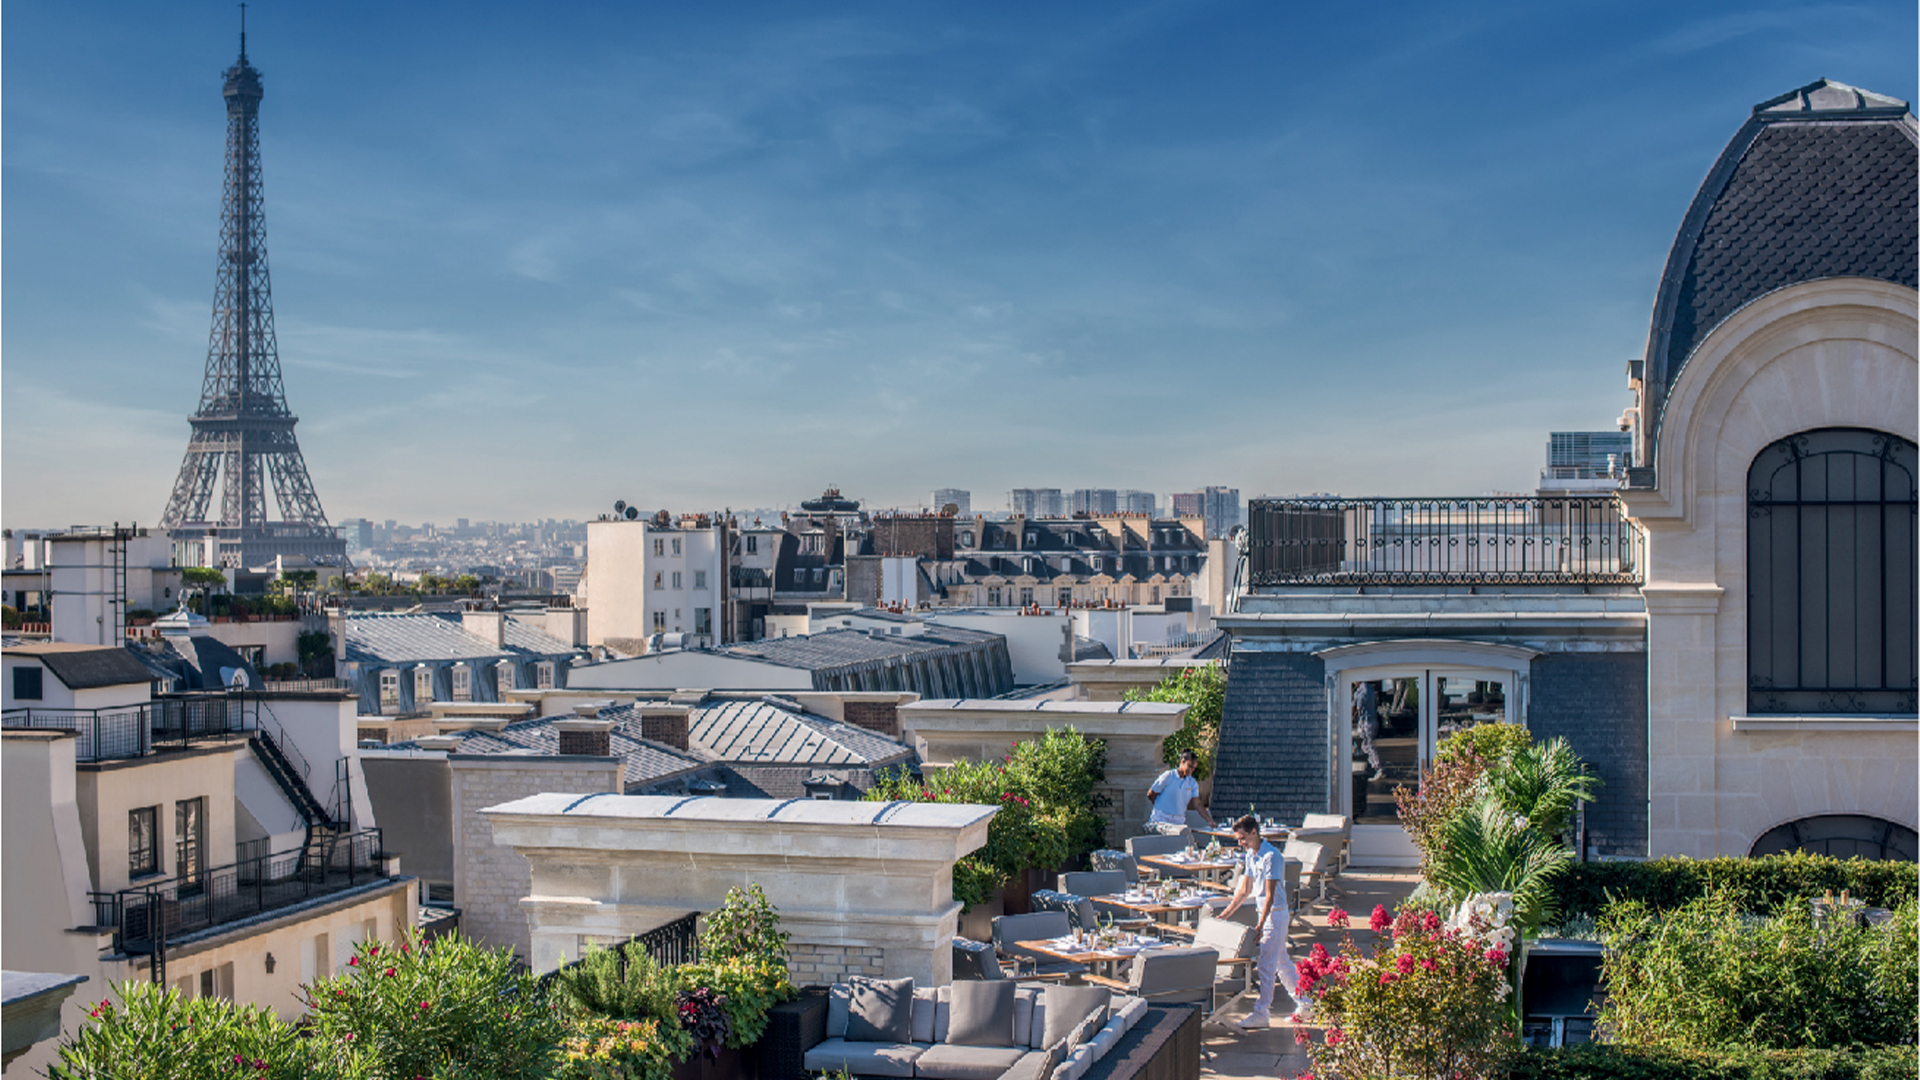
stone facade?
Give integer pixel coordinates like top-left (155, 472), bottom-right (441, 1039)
top-left (787, 942), bottom-right (889, 984)
top-left (482, 794), bottom-right (995, 983)
top-left (449, 754), bottom-right (621, 960)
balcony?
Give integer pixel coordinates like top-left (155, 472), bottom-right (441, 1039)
top-left (2, 695), bottom-right (255, 763)
top-left (1246, 496), bottom-right (1644, 587)
top-left (90, 828), bottom-right (389, 959)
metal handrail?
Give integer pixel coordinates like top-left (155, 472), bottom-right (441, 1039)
top-left (1246, 495), bottom-right (1645, 586)
top-left (535, 911), bottom-right (702, 985)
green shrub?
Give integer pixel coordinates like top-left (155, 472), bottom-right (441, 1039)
top-left (701, 883), bottom-right (792, 968)
top-left (1553, 853), bottom-right (1919, 922)
top-left (1124, 666), bottom-right (1222, 779)
top-left (1482, 738), bottom-right (1601, 841)
top-left (673, 957), bottom-right (794, 1048)
top-left (1597, 893), bottom-right (1918, 1049)
top-left (49, 980), bottom-right (307, 1079)
top-left (1438, 722), bottom-right (1534, 769)
top-left (553, 943), bottom-right (678, 1022)
top-left (301, 928), bottom-right (562, 1079)
top-left (555, 1014), bottom-right (690, 1080)
top-left (1428, 795), bottom-right (1576, 933)
top-left (1508, 1045), bottom-right (1920, 1080)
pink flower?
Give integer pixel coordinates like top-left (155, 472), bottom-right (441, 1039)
top-left (1485, 948), bottom-right (1508, 968)
top-left (1326, 1029), bottom-right (1345, 1047)
top-left (1297, 1072), bottom-right (1315, 1080)
top-left (1307, 942), bottom-right (1331, 964)
top-left (1370, 905), bottom-right (1392, 933)
top-left (419, 1001), bottom-right (432, 1010)
top-left (383, 967), bottom-right (396, 977)
top-left (1294, 1030), bottom-right (1310, 1046)
top-left (1327, 907), bottom-right (1350, 928)
top-left (347, 956), bottom-right (359, 966)
top-left (1421, 958), bottom-right (1437, 972)
top-left (1396, 953), bottom-right (1416, 974)
top-left (1422, 911), bottom-right (1442, 932)
top-left (234, 1054), bottom-right (246, 1066)
top-left (1377, 972), bottom-right (1395, 986)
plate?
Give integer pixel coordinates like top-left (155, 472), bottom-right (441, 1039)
top-left (1133, 938), bottom-right (1161, 947)
top-left (1112, 945), bottom-right (1143, 955)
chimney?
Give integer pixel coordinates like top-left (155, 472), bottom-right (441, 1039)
top-left (554, 718), bottom-right (615, 757)
top-left (841, 699), bottom-right (900, 739)
top-left (328, 607), bottom-right (348, 663)
top-left (546, 606), bottom-right (587, 647)
top-left (636, 705), bottom-right (691, 752)
top-left (462, 609), bottom-right (507, 647)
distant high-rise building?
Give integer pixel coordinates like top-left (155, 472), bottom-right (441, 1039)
top-left (456, 517), bottom-right (470, 532)
top-left (1201, 486), bottom-right (1241, 539)
top-left (337, 518), bottom-right (374, 549)
top-left (1119, 490), bottom-right (1156, 516)
top-left (1009, 488), bottom-right (1064, 518)
top-left (1170, 492), bottom-right (1204, 518)
top-left (1069, 489), bottom-right (1118, 516)
top-left (931, 488), bottom-right (971, 516)
top-left (1544, 432), bottom-right (1632, 479)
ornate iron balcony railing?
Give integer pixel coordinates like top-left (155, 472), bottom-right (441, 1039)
top-left (1246, 496), bottom-right (1644, 586)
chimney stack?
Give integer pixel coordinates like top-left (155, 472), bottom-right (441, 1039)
top-left (636, 705), bottom-right (691, 752)
top-left (462, 609), bottom-right (507, 647)
top-left (554, 718), bottom-right (615, 757)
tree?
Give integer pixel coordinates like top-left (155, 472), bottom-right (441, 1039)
top-left (1125, 666), bottom-right (1225, 779)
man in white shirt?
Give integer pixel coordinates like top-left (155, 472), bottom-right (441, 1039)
top-left (1146, 751), bottom-right (1212, 834)
top-left (1220, 814), bottom-right (1308, 1028)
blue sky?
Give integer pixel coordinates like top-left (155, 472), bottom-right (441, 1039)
top-left (4, 1), bottom-right (1914, 525)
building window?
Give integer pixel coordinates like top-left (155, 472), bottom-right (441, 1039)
top-left (694, 570), bottom-right (707, 589)
top-left (812, 568), bottom-right (824, 585)
top-left (653, 611), bottom-right (666, 633)
top-left (451, 666), bottom-right (471, 702)
top-left (129, 806), bottom-right (159, 878)
top-left (1019, 587), bottom-right (1034, 606)
top-left (1150, 586), bottom-right (1160, 602)
top-left (672, 538), bottom-right (682, 555)
top-left (12, 666), bottom-right (42, 701)
top-left (1059, 588), bottom-right (1072, 606)
top-left (496, 662), bottom-right (516, 697)
top-left (960, 531), bottom-right (973, 547)
top-left (1091, 557), bottom-right (1102, 571)
top-left (695, 608), bottom-right (712, 635)
top-left (536, 662), bottom-right (555, 689)
top-left (988, 587), bottom-right (1003, 606)
top-left (653, 572), bottom-right (664, 590)
top-left (671, 571), bottom-right (683, 589)
top-left (746, 535), bottom-right (758, 554)
top-left (654, 539), bottom-right (665, 556)
top-left (175, 797), bottom-right (206, 886)
top-left (1747, 429), bottom-right (1917, 714)
top-left (414, 667), bottom-right (434, 705)
top-left (379, 671), bottom-right (399, 708)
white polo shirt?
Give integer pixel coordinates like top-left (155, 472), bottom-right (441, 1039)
top-left (1148, 768), bottom-right (1199, 824)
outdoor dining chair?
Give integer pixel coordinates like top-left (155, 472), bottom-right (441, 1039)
top-left (1125, 833), bottom-right (1194, 878)
top-left (1058, 871), bottom-right (1153, 930)
top-left (1089, 849), bottom-right (1143, 882)
top-left (1081, 947), bottom-right (1218, 1007)
top-left (989, 911), bottom-right (1082, 981)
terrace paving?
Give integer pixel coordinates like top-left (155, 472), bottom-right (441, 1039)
top-left (1199, 869), bottom-right (1420, 1080)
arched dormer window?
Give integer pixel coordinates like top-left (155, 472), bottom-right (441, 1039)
top-left (1748, 429), bottom-right (1916, 714)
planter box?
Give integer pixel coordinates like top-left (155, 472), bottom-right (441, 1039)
top-left (671, 1043), bottom-right (758, 1080)
top-left (959, 887), bottom-right (1006, 941)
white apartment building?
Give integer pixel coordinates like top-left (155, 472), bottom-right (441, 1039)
top-left (580, 517), bottom-right (729, 652)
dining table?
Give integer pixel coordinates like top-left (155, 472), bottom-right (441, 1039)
top-left (1136, 852), bottom-right (1241, 886)
top-left (1015, 935), bottom-right (1168, 981)
top-left (1092, 885), bottom-right (1227, 927)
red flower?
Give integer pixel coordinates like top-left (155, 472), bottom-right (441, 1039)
top-left (369, 945), bottom-right (379, 956)
top-left (1377, 972), bottom-right (1395, 986)
top-left (1421, 958), bottom-right (1438, 971)
top-left (1422, 911), bottom-right (1442, 932)
top-left (1370, 905), bottom-right (1392, 933)
top-left (1307, 942), bottom-right (1331, 965)
top-left (1327, 908), bottom-right (1350, 928)
top-left (419, 1001), bottom-right (432, 1010)
top-left (1298, 1071), bottom-right (1315, 1080)
top-left (347, 956), bottom-right (359, 966)
top-left (1485, 948), bottom-right (1508, 968)
top-left (234, 1054), bottom-right (246, 1066)
top-left (1395, 953), bottom-right (1416, 974)
top-left (1326, 1028), bottom-right (1345, 1047)
top-left (1294, 1030), bottom-right (1309, 1046)
top-left (384, 967), bottom-right (396, 977)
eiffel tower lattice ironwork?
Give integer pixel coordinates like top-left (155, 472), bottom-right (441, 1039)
top-left (159, 27), bottom-right (343, 568)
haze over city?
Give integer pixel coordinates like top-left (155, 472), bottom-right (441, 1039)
top-left (4, 0), bottom-right (1914, 525)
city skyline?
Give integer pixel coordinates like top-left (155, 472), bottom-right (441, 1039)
top-left (4, 1), bottom-right (1914, 525)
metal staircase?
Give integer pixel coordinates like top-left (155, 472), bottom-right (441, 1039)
top-left (246, 707), bottom-right (347, 876)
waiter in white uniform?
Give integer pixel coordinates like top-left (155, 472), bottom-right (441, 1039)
top-left (1146, 750), bottom-right (1213, 834)
top-left (1220, 814), bottom-right (1308, 1027)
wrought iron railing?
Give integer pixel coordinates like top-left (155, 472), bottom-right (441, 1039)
top-left (1247, 496), bottom-right (1644, 586)
top-left (534, 911), bottom-right (702, 986)
top-left (91, 828), bottom-right (387, 958)
top-left (3, 694), bottom-right (259, 763)
top-left (261, 677), bottom-right (350, 693)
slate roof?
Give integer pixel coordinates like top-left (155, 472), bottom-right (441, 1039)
top-left (672, 697), bottom-right (911, 766)
top-left (1640, 79), bottom-right (1917, 475)
top-left (4, 642), bottom-right (157, 689)
top-left (393, 718), bottom-right (706, 786)
top-left (715, 626), bottom-right (1002, 672)
top-left (343, 612), bottom-right (580, 665)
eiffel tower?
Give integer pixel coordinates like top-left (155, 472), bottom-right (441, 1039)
top-left (159, 20), bottom-right (346, 570)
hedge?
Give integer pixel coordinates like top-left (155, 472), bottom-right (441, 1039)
top-left (1551, 853), bottom-right (1919, 921)
top-left (1510, 1046), bottom-right (1919, 1080)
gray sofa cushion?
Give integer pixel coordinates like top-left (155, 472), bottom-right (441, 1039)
top-left (1011, 987), bottom-right (1038, 1048)
top-left (1066, 1010), bottom-right (1104, 1051)
top-left (996, 1041), bottom-right (1067, 1080)
top-left (912, 987), bottom-right (938, 1043)
top-left (827, 983), bottom-right (852, 1039)
top-left (1039, 985), bottom-right (1110, 1049)
top-left (805, 1038), bottom-right (926, 1079)
top-left (947, 980), bottom-right (1017, 1047)
top-left (847, 977), bottom-right (915, 1044)
top-left (914, 1043), bottom-right (1029, 1080)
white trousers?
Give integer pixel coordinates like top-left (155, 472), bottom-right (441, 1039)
top-left (1251, 905), bottom-right (1303, 1016)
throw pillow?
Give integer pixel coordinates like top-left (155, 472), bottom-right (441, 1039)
top-left (946, 979), bottom-right (1017, 1047)
top-left (1068, 1009), bottom-right (1105, 1051)
top-left (1039, 985), bottom-right (1111, 1048)
top-left (845, 977), bottom-right (915, 1044)
top-left (995, 1039), bottom-right (1068, 1080)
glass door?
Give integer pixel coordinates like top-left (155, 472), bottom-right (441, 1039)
top-left (1348, 670), bottom-right (1515, 826)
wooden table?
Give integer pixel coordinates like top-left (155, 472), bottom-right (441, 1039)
top-left (1137, 853), bottom-right (1241, 886)
top-left (1093, 889), bottom-right (1225, 927)
top-left (1016, 938), bottom-right (1170, 981)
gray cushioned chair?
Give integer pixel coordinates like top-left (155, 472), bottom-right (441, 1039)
top-left (1125, 833), bottom-right (1194, 878)
top-left (990, 911), bottom-right (1083, 981)
top-left (1083, 947), bottom-right (1218, 1006)
top-left (1088, 849), bottom-right (1141, 882)
top-left (1058, 871), bottom-right (1152, 930)
top-left (952, 936), bottom-right (1006, 981)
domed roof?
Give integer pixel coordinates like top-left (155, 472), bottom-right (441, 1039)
top-left (1635, 79), bottom-right (1916, 479)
